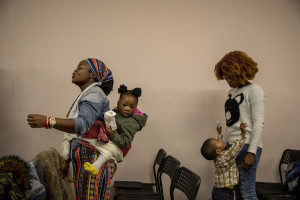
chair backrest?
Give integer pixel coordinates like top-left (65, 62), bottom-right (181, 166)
top-left (170, 167), bottom-right (201, 200)
top-left (153, 149), bottom-right (167, 193)
top-left (279, 149), bottom-right (300, 184)
top-left (157, 155), bottom-right (180, 199)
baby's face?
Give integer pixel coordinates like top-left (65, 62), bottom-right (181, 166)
top-left (211, 138), bottom-right (226, 151)
top-left (117, 94), bottom-right (137, 118)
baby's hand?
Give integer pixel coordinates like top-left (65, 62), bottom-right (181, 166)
top-left (240, 122), bottom-right (247, 132)
top-left (240, 122), bottom-right (247, 138)
top-left (216, 126), bottom-right (222, 134)
top-left (216, 134), bottom-right (223, 140)
top-left (106, 126), bottom-right (113, 137)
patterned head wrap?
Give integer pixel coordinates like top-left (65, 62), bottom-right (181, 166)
top-left (84, 58), bottom-right (113, 83)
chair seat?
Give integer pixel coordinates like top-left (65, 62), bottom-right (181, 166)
top-left (115, 183), bottom-right (156, 195)
top-left (263, 194), bottom-right (299, 200)
top-left (113, 149), bottom-right (167, 200)
top-left (114, 181), bottom-right (143, 189)
top-left (115, 194), bottom-right (161, 200)
top-left (256, 182), bottom-right (286, 199)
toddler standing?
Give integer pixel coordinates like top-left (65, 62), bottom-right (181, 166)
top-left (201, 122), bottom-right (246, 200)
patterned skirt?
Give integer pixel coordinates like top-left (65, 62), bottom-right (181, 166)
top-left (70, 139), bottom-right (116, 200)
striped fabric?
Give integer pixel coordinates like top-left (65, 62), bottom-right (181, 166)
top-left (82, 120), bottom-right (132, 159)
top-left (71, 140), bottom-right (116, 200)
top-left (84, 58), bottom-right (113, 83)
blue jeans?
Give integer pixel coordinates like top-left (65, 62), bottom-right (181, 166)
top-left (212, 186), bottom-right (234, 200)
top-left (227, 143), bottom-right (262, 200)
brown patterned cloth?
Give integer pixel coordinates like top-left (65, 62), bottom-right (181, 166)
top-left (35, 147), bottom-right (76, 200)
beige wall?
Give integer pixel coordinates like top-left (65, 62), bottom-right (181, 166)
top-left (1, 0), bottom-right (300, 199)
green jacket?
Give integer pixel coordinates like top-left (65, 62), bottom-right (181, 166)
top-left (108, 108), bottom-right (148, 147)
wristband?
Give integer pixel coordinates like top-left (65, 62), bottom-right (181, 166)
top-left (45, 116), bottom-right (50, 129)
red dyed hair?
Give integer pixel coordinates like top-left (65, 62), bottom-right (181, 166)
top-left (214, 51), bottom-right (259, 85)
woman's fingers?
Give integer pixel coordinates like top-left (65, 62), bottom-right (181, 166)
top-left (27, 118), bottom-right (35, 126)
top-left (27, 114), bottom-right (46, 128)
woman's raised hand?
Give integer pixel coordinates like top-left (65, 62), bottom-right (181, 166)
top-left (27, 114), bottom-right (47, 128)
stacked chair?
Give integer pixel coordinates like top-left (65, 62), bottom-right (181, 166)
top-left (256, 149), bottom-right (300, 200)
top-left (113, 149), bottom-right (201, 200)
top-left (114, 148), bottom-right (167, 196)
top-left (156, 155), bottom-right (181, 199)
top-left (170, 166), bottom-right (201, 200)
top-left (114, 154), bottom-right (180, 200)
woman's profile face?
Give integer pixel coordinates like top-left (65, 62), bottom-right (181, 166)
top-left (223, 73), bottom-right (241, 88)
top-left (72, 63), bottom-right (93, 86)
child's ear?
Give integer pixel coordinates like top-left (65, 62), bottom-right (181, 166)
top-left (216, 149), bottom-right (222, 155)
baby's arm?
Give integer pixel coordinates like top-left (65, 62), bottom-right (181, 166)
top-left (108, 122), bottom-right (139, 147)
top-left (225, 123), bottom-right (246, 160)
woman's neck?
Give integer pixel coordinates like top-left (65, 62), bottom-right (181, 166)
top-left (80, 81), bottom-right (95, 91)
top-left (238, 80), bottom-right (251, 88)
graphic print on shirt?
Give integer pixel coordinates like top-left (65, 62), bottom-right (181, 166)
top-left (225, 93), bottom-right (244, 126)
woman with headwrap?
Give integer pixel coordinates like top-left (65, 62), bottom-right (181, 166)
top-left (27, 58), bottom-right (115, 200)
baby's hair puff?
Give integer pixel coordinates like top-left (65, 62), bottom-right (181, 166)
top-left (214, 51), bottom-right (259, 85)
top-left (118, 84), bottom-right (142, 103)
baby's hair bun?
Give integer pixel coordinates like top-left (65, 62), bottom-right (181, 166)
top-left (118, 84), bottom-right (142, 99)
top-left (131, 88), bottom-right (142, 98)
top-left (118, 84), bottom-right (128, 94)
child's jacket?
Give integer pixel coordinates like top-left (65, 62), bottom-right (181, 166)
top-left (108, 108), bottom-right (148, 148)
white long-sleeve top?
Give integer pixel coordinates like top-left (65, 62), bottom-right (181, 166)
top-left (224, 84), bottom-right (266, 154)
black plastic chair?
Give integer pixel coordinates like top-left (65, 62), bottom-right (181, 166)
top-left (113, 149), bottom-right (167, 198)
top-left (157, 155), bottom-right (181, 199)
top-left (256, 149), bottom-right (300, 200)
top-left (263, 175), bottom-right (300, 200)
top-left (115, 194), bottom-right (161, 200)
top-left (170, 166), bottom-right (201, 200)
top-left (114, 155), bottom-right (180, 200)
top-left (263, 195), bottom-right (299, 200)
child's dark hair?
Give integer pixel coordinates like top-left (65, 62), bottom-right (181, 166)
top-left (118, 84), bottom-right (142, 103)
top-left (201, 138), bottom-right (218, 160)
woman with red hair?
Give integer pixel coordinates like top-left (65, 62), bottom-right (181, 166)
top-left (214, 51), bottom-right (266, 200)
